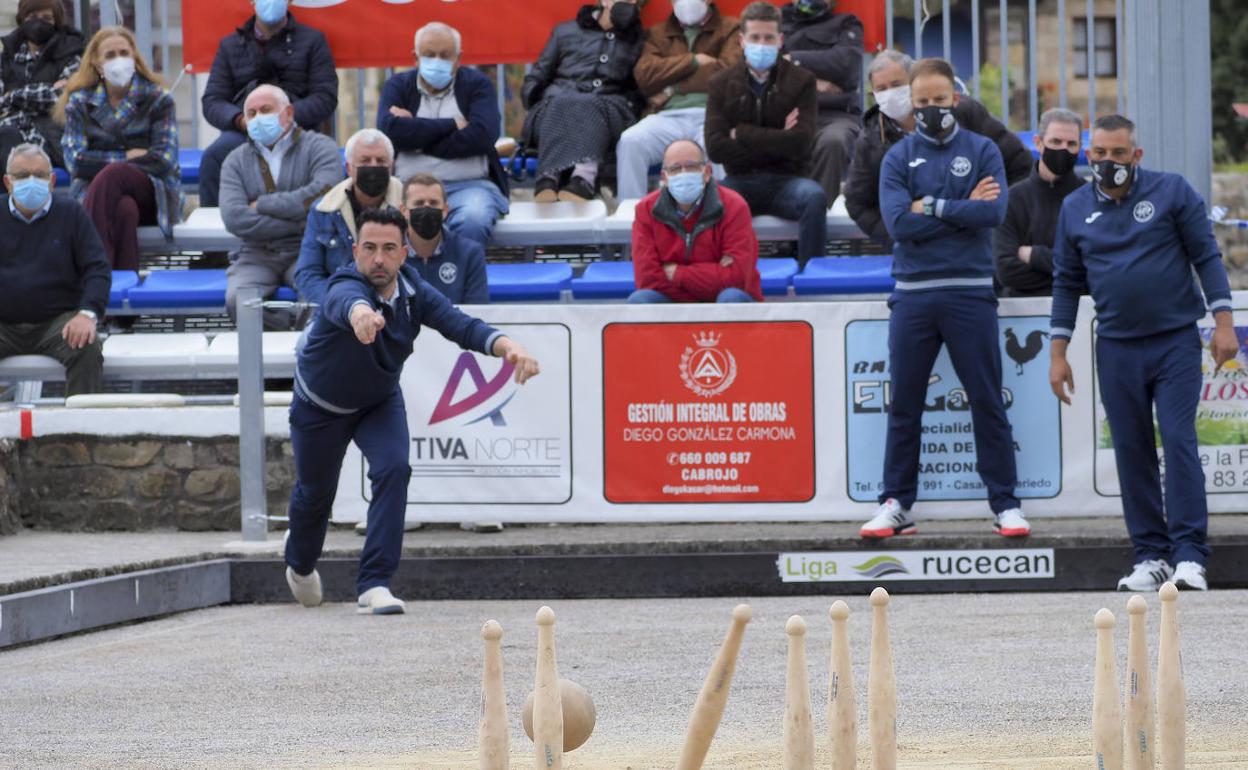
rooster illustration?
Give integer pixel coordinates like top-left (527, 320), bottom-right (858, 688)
top-left (1004, 328), bottom-right (1049, 375)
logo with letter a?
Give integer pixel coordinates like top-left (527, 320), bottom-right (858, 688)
top-left (429, 353), bottom-right (517, 426)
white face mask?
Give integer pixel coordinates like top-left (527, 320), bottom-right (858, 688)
top-left (673, 0), bottom-right (708, 26)
top-left (875, 84), bottom-right (912, 121)
top-left (102, 56), bottom-right (135, 88)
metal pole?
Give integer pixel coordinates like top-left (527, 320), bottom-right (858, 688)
top-left (972, 0), bottom-right (980, 98)
top-left (160, 0), bottom-right (170, 76)
top-left (237, 287), bottom-right (268, 543)
top-left (913, 0), bottom-right (922, 58)
top-left (356, 68), bottom-right (367, 132)
top-left (886, 0), bottom-right (894, 49)
top-left (496, 64), bottom-right (506, 138)
top-left (135, 1), bottom-right (153, 70)
top-left (942, 0), bottom-right (951, 59)
top-left (1086, 0), bottom-right (1096, 122)
top-left (1058, 0), bottom-right (1067, 108)
top-left (1027, 0), bottom-right (1037, 131)
top-left (99, 0), bottom-right (116, 28)
top-left (191, 74), bottom-right (200, 149)
top-left (1115, 0), bottom-right (1125, 115)
top-left (999, 0), bottom-right (1008, 125)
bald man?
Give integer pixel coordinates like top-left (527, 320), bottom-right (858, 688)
top-left (219, 84), bottom-right (343, 328)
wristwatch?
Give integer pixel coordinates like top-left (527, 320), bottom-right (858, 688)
top-left (922, 195), bottom-right (936, 217)
top-left (78, 309), bottom-right (98, 321)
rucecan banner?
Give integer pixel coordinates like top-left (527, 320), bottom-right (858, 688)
top-left (182, 0), bottom-right (888, 71)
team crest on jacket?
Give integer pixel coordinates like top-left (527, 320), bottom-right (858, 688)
top-left (1133, 201), bottom-right (1155, 223)
top-left (438, 263), bottom-right (458, 284)
top-left (680, 331), bottom-right (737, 398)
top-left (950, 156), bottom-right (972, 177)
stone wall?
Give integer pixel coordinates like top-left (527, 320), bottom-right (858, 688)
top-left (1214, 173), bottom-right (1248, 288)
top-left (0, 440), bottom-right (20, 535)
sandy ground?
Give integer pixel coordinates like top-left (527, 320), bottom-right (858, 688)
top-left (2, 592), bottom-right (1246, 769)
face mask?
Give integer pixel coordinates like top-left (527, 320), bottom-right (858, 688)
top-left (1092, 158), bottom-right (1134, 190)
top-left (914, 104), bottom-right (955, 138)
top-left (101, 57), bottom-right (135, 89)
top-left (254, 0), bottom-right (288, 25)
top-left (875, 85), bottom-right (912, 121)
top-left (665, 171), bottom-right (705, 205)
top-left (408, 207), bottom-right (443, 240)
top-left (418, 57), bottom-right (455, 91)
top-left (10, 176), bottom-right (51, 210)
top-left (673, 0), bottom-right (708, 27)
top-left (609, 2), bottom-right (639, 29)
top-left (354, 166), bottom-right (390, 198)
top-left (20, 18), bottom-right (56, 45)
top-left (744, 43), bottom-right (778, 72)
top-left (247, 112), bottom-right (285, 146)
top-left (1041, 145), bottom-right (1078, 177)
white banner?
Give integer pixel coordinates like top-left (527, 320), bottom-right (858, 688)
top-left (776, 549), bottom-right (1057, 582)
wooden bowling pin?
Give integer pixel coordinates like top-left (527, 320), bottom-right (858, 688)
top-left (676, 604), bottom-right (752, 770)
top-left (1156, 583), bottom-right (1185, 770)
top-left (478, 620), bottom-right (509, 770)
top-left (533, 606), bottom-right (562, 769)
top-left (827, 601), bottom-right (857, 770)
top-left (1093, 608), bottom-right (1124, 770)
top-left (783, 616), bottom-right (815, 770)
top-left (868, 587), bottom-right (897, 770)
top-left (1124, 597), bottom-right (1154, 770)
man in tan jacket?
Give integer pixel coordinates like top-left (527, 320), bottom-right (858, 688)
top-left (615, 0), bottom-right (740, 199)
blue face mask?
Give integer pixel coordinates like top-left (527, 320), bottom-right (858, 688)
top-left (254, 0), bottom-right (288, 25)
top-left (744, 43), bottom-right (778, 72)
top-left (665, 172), bottom-right (705, 205)
top-left (247, 112), bottom-right (285, 147)
top-left (11, 176), bottom-right (51, 210)
top-left (419, 57), bottom-right (455, 91)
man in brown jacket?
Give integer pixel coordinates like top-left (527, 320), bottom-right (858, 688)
top-left (705, 0), bottom-right (826, 263)
top-left (615, 0), bottom-right (741, 199)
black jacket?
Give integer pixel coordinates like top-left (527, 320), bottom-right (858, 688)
top-left (780, 0), bottom-right (863, 115)
top-left (843, 97), bottom-right (1033, 246)
top-left (1, 25), bottom-right (84, 98)
top-left (522, 5), bottom-right (644, 109)
top-left (201, 13), bottom-right (338, 132)
top-left (994, 162), bottom-right (1086, 296)
top-left (705, 58), bottom-right (817, 177)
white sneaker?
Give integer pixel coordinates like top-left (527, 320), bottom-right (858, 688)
top-left (1117, 559), bottom-right (1174, 592)
top-left (355, 521), bottom-right (424, 536)
top-left (993, 508), bottom-right (1031, 537)
top-left (1172, 561), bottom-right (1208, 591)
top-left (357, 586), bottom-right (406, 615)
top-left (285, 566), bottom-right (322, 607)
top-left (460, 522), bottom-right (505, 533)
top-left (859, 498), bottom-right (916, 538)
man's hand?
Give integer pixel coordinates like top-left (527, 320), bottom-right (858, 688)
top-left (910, 199), bottom-right (925, 214)
top-left (61, 313), bottom-right (97, 350)
top-left (125, 148), bottom-right (147, 160)
top-left (1018, 246), bottom-right (1033, 264)
top-left (233, 114), bottom-right (247, 132)
top-left (648, 90), bottom-right (672, 110)
top-left (53, 79), bottom-right (68, 89)
top-left (350, 304), bottom-right (386, 345)
top-left (1212, 315), bottom-right (1239, 373)
top-left (969, 176), bottom-right (1001, 202)
top-left (493, 337), bottom-right (541, 384)
top-left (784, 108), bottom-right (799, 131)
top-left (663, 263), bottom-right (678, 281)
top-left (249, 200), bottom-right (258, 209)
top-left (454, 116), bottom-right (468, 130)
top-left (694, 53), bottom-right (717, 66)
top-left (388, 105), bottom-right (414, 119)
top-left (1049, 339), bottom-right (1074, 405)
top-left (815, 78), bottom-right (842, 95)
top-left (719, 255), bottom-right (734, 268)
top-left (730, 127), bottom-right (737, 140)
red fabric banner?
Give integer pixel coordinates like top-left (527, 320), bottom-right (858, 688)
top-left (182, 0), bottom-right (887, 71)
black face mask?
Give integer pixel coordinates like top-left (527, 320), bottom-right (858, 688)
top-left (609, 2), bottom-right (639, 29)
top-left (354, 166), bottom-right (390, 198)
top-left (1092, 159), bottom-right (1134, 191)
top-left (1041, 146), bottom-right (1078, 177)
top-left (914, 105), bottom-right (956, 138)
top-left (409, 207), bottom-right (443, 240)
top-left (20, 18), bottom-right (56, 45)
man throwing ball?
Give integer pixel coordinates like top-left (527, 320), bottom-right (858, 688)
top-left (284, 207), bottom-right (539, 614)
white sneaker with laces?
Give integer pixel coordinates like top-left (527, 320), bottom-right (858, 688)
top-left (285, 566), bottom-right (322, 607)
top-left (357, 586), bottom-right (406, 615)
top-left (859, 498), bottom-right (916, 539)
top-left (1172, 561), bottom-right (1208, 591)
top-left (1117, 559), bottom-right (1173, 592)
top-left (993, 508), bottom-right (1031, 537)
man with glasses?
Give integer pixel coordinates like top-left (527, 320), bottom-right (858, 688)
top-left (629, 138), bottom-right (761, 303)
top-left (0, 143), bottom-right (109, 395)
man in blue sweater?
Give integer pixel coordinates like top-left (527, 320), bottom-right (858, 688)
top-left (1049, 115), bottom-right (1237, 592)
top-left (862, 58), bottom-right (1028, 540)
top-left (284, 207), bottom-right (539, 614)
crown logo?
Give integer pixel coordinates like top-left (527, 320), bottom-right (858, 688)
top-left (694, 331), bottom-right (720, 348)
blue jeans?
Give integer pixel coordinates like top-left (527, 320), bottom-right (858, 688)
top-left (627, 287), bottom-right (755, 304)
top-left (445, 179), bottom-right (509, 247)
top-left (197, 129), bottom-right (248, 207)
top-left (720, 174), bottom-right (827, 262)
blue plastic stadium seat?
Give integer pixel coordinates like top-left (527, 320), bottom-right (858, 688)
top-left (758, 257), bottom-right (798, 296)
top-left (273, 286), bottom-right (297, 302)
top-left (53, 168), bottom-right (71, 187)
top-left (178, 148), bottom-right (202, 185)
top-left (486, 263), bottom-right (573, 301)
top-left (127, 269), bottom-right (227, 309)
top-left (570, 261), bottom-right (635, 300)
top-left (793, 255), bottom-right (895, 295)
top-left (1015, 129), bottom-right (1090, 166)
top-left (109, 270), bottom-right (140, 310)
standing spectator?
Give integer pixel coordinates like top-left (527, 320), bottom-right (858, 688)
top-left (199, 0), bottom-right (338, 207)
top-left (219, 84), bottom-right (342, 328)
top-left (843, 50), bottom-right (1031, 248)
top-left (0, 144), bottom-right (108, 395)
top-left (0, 0), bottom-right (84, 169)
top-left (296, 128), bottom-right (403, 308)
top-left (522, 0), bottom-right (645, 202)
top-left (56, 27), bottom-right (179, 271)
top-left (780, 0), bottom-right (863, 201)
top-left (1050, 115), bottom-right (1236, 592)
top-left (378, 23), bottom-right (510, 248)
top-left (995, 108), bottom-right (1085, 296)
top-left (862, 57), bottom-right (1027, 540)
top-left (401, 173), bottom-right (488, 305)
top-left (629, 138), bottom-right (761, 303)
top-left (705, 1), bottom-right (827, 264)
top-left (616, 0), bottom-right (740, 199)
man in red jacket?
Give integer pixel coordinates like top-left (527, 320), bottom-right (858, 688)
top-left (628, 139), bottom-right (762, 303)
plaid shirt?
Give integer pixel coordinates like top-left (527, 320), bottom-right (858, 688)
top-left (0, 47), bottom-right (80, 146)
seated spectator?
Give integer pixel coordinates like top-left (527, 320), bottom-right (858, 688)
top-left (296, 128), bottom-right (403, 308)
top-left (522, 0), bottom-right (645, 202)
top-left (705, 1), bottom-right (827, 264)
top-left (56, 26), bottom-right (179, 271)
top-left (219, 84), bottom-right (342, 328)
top-left (616, 0), bottom-right (740, 200)
top-left (780, 0), bottom-right (862, 201)
top-left (995, 107), bottom-right (1085, 297)
top-left (198, 0), bottom-right (337, 207)
top-left (0, 0), bottom-right (84, 169)
top-left (0, 143), bottom-right (109, 395)
top-left (843, 49), bottom-right (1032, 248)
top-left (378, 23), bottom-right (510, 248)
top-left (401, 172), bottom-right (488, 304)
top-left (629, 138), bottom-right (761, 303)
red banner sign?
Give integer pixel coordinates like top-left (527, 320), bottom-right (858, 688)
top-left (602, 321), bottom-right (815, 503)
top-left (183, 0), bottom-right (887, 71)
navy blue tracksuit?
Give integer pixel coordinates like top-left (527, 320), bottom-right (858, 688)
top-left (1052, 168), bottom-right (1232, 566)
top-left (286, 263), bottom-right (501, 594)
top-left (878, 124), bottom-right (1018, 513)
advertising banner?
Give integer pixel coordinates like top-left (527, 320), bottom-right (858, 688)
top-left (776, 549), bottom-right (1057, 582)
